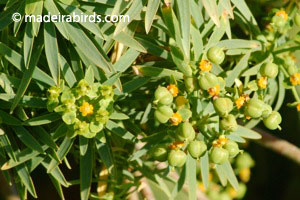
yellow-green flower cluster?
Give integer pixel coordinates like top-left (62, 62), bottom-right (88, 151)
top-left (47, 80), bottom-right (114, 138)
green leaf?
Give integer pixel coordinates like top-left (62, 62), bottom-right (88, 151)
top-left (138, 66), bottom-right (183, 80)
top-left (41, 158), bottom-right (70, 187)
top-left (79, 136), bottom-right (89, 156)
top-left (200, 151), bottom-right (209, 189)
top-left (49, 175), bottom-right (66, 200)
top-left (0, 110), bottom-right (22, 125)
top-left (12, 126), bottom-right (44, 153)
top-left (0, 42), bottom-right (54, 86)
top-left (31, 0), bottom-right (43, 36)
top-left (215, 163), bottom-right (227, 186)
top-left (16, 164), bottom-right (37, 197)
top-left (0, 94), bottom-right (47, 108)
top-left (171, 165), bottom-right (186, 199)
top-left (202, 0), bottom-right (220, 27)
top-left (225, 52), bottom-right (251, 87)
top-left (274, 72), bottom-right (285, 111)
top-left (105, 120), bottom-right (135, 141)
top-left (25, 0), bottom-right (38, 15)
top-left (232, 125), bottom-right (262, 139)
top-left (23, 22), bottom-right (34, 69)
top-left (48, 137), bottom-right (74, 173)
top-left (44, 22), bottom-right (60, 85)
top-left (23, 113), bottom-right (60, 126)
top-left (31, 127), bottom-right (57, 150)
top-left (80, 140), bottom-right (93, 200)
top-left (178, 108), bottom-right (192, 121)
top-left (113, 48), bottom-right (139, 72)
top-left (221, 161), bottom-right (239, 191)
top-left (110, 112), bottom-right (129, 120)
top-left (176, 0), bottom-right (190, 58)
top-left (102, 72), bottom-right (122, 87)
top-left (231, 0), bottom-right (260, 34)
top-left (145, 0), bottom-right (160, 33)
top-left (186, 154), bottom-right (196, 200)
top-left (57, 2), bottom-right (104, 39)
top-left (123, 77), bottom-right (151, 93)
top-left (10, 40), bottom-right (44, 113)
top-left (59, 54), bottom-right (77, 88)
top-left (114, 0), bottom-right (144, 36)
top-left (84, 65), bottom-right (94, 85)
top-left (96, 140), bottom-right (115, 176)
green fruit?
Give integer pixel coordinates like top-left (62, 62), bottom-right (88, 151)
top-left (151, 145), bottom-right (168, 161)
top-left (210, 147), bottom-right (229, 164)
top-left (287, 65), bottom-right (298, 76)
top-left (220, 114), bottom-right (238, 132)
top-left (168, 150), bottom-right (187, 167)
top-left (263, 111), bottom-right (282, 130)
top-left (187, 141), bottom-right (207, 159)
top-left (244, 99), bottom-right (265, 118)
top-left (236, 183), bottom-right (247, 199)
top-left (261, 104), bottom-right (272, 118)
top-left (154, 86), bottom-right (173, 105)
top-left (294, 13), bottom-right (300, 26)
top-left (154, 105), bottom-right (173, 123)
top-left (272, 16), bottom-right (286, 28)
top-left (184, 77), bottom-right (197, 93)
top-left (213, 98), bottom-right (233, 117)
top-left (207, 46), bottom-right (225, 65)
top-left (223, 140), bottom-right (240, 158)
top-left (198, 72), bottom-right (219, 90)
top-left (260, 62), bottom-right (278, 78)
top-left (218, 193), bottom-right (231, 200)
top-left (236, 152), bottom-right (255, 169)
top-left (176, 122), bottom-right (196, 142)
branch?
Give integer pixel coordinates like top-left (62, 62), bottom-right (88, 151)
top-left (254, 128), bottom-right (300, 165)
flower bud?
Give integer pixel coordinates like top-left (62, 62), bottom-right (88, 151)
top-left (244, 99), bottom-right (265, 118)
top-left (154, 105), bottom-right (173, 124)
top-left (220, 114), bottom-right (238, 132)
top-left (207, 46), bottom-right (225, 65)
top-left (213, 98), bottom-right (233, 117)
top-left (187, 141), bottom-right (207, 159)
top-left (168, 150), bottom-right (187, 167)
top-left (210, 147), bottom-right (229, 164)
top-left (260, 62), bottom-right (278, 78)
top-left (154, 86), bottom-right (173, 105)
top-left (223, 140), bottom-right (239, 158)
top-left (198, 72), bottom-right (219, 90)
top-left (263, 111), bottom-right (282, 130)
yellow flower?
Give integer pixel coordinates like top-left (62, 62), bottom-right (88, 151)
top-left (175, 96), bottom-right (188, 108)
top-left (275, 10), bottom-right (288, 21)
top-left (235, 96), bottom-right (245, 109)
top-left (212, 135), bottom-right (228, 147)
top-left (297, 104), bottom-right (300, 112)
top-left (290, 73), bottom-right (300, 86)
top-left (167, 84), bottom-right (179, 97)
top-left (239, 168), bottom-right (251, 183)
top-left (266, 24), bottom-right (274, 32)
top-left (169, 112), bottom-right (182, 126)
top-left (228, 187), bottom-right (238, 198)
top-left (258, 76), bottom-right (268, 89)
top-left (218, 135), bottom-right (228, 146)
top-left (169, 141), bottom-right (185, 150)
top-left (208, 84), bottom-right (220, 97)
top-left (245, 115), bottom-right (251, 120)
top-left (80, 102), bottom-right (94, 117)
top-left (198, 183), bottom-right (206, 192)
top-left (199, 60), bottom-right (212, 72)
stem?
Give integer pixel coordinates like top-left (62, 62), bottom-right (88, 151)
top-left (254, 128), bottom-right (300, 166)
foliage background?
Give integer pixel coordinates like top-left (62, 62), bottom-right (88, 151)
top-left (0, 0), bottom-right (300, 199)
